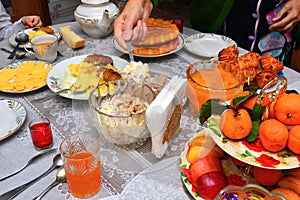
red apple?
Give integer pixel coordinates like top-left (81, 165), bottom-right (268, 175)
top-left (196, 171), bottom-right (228, 200)
top-left (190, 155), bottom-right (222, 182)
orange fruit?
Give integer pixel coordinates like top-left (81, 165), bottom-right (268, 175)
top-left (287, 125), bottom-right (300, 154)
top-left (274, 93), bottom-right (300, 126)
top-left (258, 119), bottom-right (288, 152)
top-left (271, 188), bottom-right (300, 200)
top-left (220, 108), bottom-right (252, 139)
top-left (241, 95), bottom-right (257, 110)
top-left (253, 166), bottom-right (282, 186)
top-left (268, 100), bottom-right (277, 119)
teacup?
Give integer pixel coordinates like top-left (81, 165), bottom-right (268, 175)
top-left (25, 34), bottom-right (58, 62)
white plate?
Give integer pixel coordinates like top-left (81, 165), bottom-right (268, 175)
top-left (0, 61), bottom-right (52, 93)
top-left (9, 27), bottom-right (61, 49)
top-left (0, 99), bottom-right (26, 141)
top-left (208, 115), bottom-right (300, 170)
top-left (112, 34), bottom-right (185, 58)
top-left (287, 81), bottom-right (300, 93)
top-left (184, 33), bottom-right (237, 57)
top-left (46, 54), bottom-right (128, 100)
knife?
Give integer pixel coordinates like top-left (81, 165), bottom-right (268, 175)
top-left (0, 148), bottom-right (57, 182)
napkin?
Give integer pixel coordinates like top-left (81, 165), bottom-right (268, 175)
top-left (146, 75), bottom-right (187, 158)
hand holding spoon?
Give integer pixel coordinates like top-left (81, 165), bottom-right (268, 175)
top-left (7, 32), bottom-right (29, 59)
top-left (32, 167), bottom-right (66, 200)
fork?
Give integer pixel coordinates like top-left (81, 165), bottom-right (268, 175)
top-left (125, 40), bottom-right (134, 63)
top-left (31, 85), bottom-right (88, 103)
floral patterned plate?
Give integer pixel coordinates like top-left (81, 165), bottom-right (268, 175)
top-left (180, 129), bottom-right (256, 199)
top-left (46, 54), bottom-right (128, 100)
top-left (208, 115), bottom-right (300, 169)
top-left (0, 99), bottom-right (26, 141)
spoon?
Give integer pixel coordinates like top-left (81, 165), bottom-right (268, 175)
top-left (32, 167), bottom-right (66, 200)
top-left (7, 32), bottom-right (29, 59)
top-left (0, 154), bottom-right (63, 200)
top-left (0, 148), bottom-right (57, 182)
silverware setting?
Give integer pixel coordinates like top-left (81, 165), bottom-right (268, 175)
top-left (0, 148), bottom-right (57, 182)
top-left (0, 48), bottom-right (27, 59)
top-left (32, 166), bottom-right (66, 200)
top-left (0, 153), bottom-right (63, 200)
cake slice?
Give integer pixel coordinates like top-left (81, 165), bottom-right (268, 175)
top-left (59, 25), bottom-right (85, 49)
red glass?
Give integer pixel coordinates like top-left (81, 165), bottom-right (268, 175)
top-left (29, 118), bottom-right (53, 150)
top-left (172, 19), bottom-right (183, 33)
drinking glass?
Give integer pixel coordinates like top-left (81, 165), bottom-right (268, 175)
top-left (29, 117), bottom-right (53, 150)
top-left (186, 60), bottom-right (244, 116)
top-left (59, 133), bottom-right (101, 198)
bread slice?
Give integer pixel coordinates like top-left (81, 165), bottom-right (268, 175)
top-left (59, 25), bottom-right (85, 49)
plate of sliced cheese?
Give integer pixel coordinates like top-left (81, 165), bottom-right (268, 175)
top-left (9, 27), bottom-right (61, 49)
top-left (46, 54), bottom-right (128, 100)
top-left (0, 61), bottom-right (52, 93)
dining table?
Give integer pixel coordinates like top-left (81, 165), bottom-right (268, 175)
top-left (0, 21), bottom-right (300, 200)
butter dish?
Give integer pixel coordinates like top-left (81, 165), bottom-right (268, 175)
top-left (146, 75), bottom-right (187, 158)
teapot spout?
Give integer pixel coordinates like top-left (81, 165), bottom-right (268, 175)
top-left (100, 9), bottom-right (113, 33)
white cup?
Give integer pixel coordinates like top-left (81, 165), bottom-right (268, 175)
top-left (25, 34), bottom-right (58, 62)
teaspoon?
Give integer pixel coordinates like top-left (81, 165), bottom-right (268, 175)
top-left (32, 166), bottom-right (66, 200)
top-left (0, 154), bottom-right (63, 200)
top-left (7, 32), bottom-right (29, 59)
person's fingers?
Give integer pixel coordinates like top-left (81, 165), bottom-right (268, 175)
top-left (132, 20), bottom-right (144, 42)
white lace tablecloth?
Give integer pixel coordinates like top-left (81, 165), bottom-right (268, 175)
top-left (0, 22), bottom-right (299, 200)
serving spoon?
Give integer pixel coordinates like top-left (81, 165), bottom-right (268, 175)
top-left (0, 154), bottom-right (63, 200)
top-left (32, 167), bottom-right (66, 200)
top-left (7, 32), bottom-right (29, 59)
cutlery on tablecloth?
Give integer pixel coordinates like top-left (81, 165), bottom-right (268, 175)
top-left (0, 48), bottom-right (27, 59)
top-left (0, 154), bottom-right (63, 200)
top-left (32, 166), bottom-right (66, 200)
top-left (0, 148), bottom-right (57, 182)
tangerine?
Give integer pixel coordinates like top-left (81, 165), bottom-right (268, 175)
top-left (253, 166), bottom-right (282, 186)
top-left (287, 125), bottom-right (300, 154)
top-left (220, 108), bottom-right (252, 139)
top-left (258, 119), bottom-right (288, 152)
top-left (241, 95), bottom-right (257, 110)
top-left (274, 93), bottom-right (300, 126)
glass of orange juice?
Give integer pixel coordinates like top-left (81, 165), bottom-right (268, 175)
top-left (59, 133), bottom-right (101, 198)
top-left (186, 60), bottom-right (244, 116)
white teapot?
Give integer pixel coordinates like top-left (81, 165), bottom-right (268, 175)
top-left (74, 0), bottom-right (119, 38)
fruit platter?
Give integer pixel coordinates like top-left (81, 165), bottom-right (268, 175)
top-left (181, 45), bottom-right (300, 199)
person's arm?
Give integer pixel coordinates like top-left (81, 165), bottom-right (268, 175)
top-left (269, 0), bottom-right (300, 33)
top-left (0, 2), bottom-right (24, 40)
top-left (0, 2), bottom-right (42, 41)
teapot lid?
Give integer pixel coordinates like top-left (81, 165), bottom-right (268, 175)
top-left (81, 0), bottom-right (109, 5)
